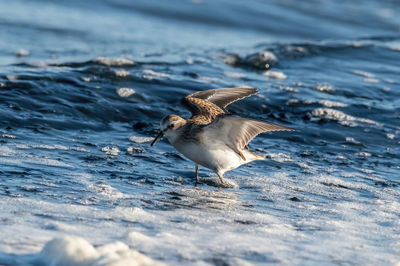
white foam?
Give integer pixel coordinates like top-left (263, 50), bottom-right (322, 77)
top-left (0, 145), bottom-right (73, 168)
top-left (352, 70), bottom-right (374, 78)
top-left (2, 134), bottom-right (16, 139)
top-left (318, 100), bottom-right (347, 108)
top-left (363, 78), bottom-right (379, 83)
top-left (35, 236), bottom-right (162, 266)
top-left (101, 146), bottom-right (120, 156)
top-left (264, 70), bottom-right (287, 79)
top-left (310, 108), bottom-right (378, 126)
top-left (259, 51), bottom-right (278, 63)
top-left (37, 144), bottom-right (69, 150)
top-left (390, 45), bottom-right (400, 52)
top-left (386, 134), bottom-right (395, 140)
top-left (117, 88), bottom-right (136, 98)
top-left (35, 158), bottom-right (73, 168)
top-left (142, 69), bottom-right (169, 80)
top-left (115, 207), bottom-right (155, 223)
top-left (88, 183), bottom-right (130, 201)
top-left (267, 153), bottom-right (292, 163)
top-left (43, 221), bottom-right (77, 232)
top-left (345, 137), bottom-right (362, 145)
top-left (198, 76), bottom-right (220, 82)
top-left (72, 147), bottom-right (90, 153)
top-left (114, 70), bottom-right (130, 77)
top-left (6, 75), bottom-right (18, 81)
top-left (92, 57), bottom-right (135, 66)
top-left (16, 144), bottom-right (69, 151)
top-left (16, 48), bottom-right (30, 57)
top-left (0, 146), bottom-right (17, 156)
top-left (287, 99), bottom-right (347, 108)
top-left (356, 152), bottom-right (371, 157)
top-left (225, 71), bottom-right (246, 78)
top-left (314, 84), bottom-right (335, 93)
top-left (129, 136), bottom-right (153, 143)
top-left (127, 147), bottom-right (145, 154)
top-left (280, 86), bottom-right (298, 93)
top-left (0, 166), bottom-right (398, 265)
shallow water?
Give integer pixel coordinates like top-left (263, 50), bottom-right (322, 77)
top-left (1, 0), bottom-right (400, 265)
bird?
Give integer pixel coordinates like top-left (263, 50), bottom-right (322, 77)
top-left (150, 87), bottom-right (293, 187)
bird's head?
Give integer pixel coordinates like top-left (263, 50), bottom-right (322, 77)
top-left (150, 115), bottom-right (187, 146)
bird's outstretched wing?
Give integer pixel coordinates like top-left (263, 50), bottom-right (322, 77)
top-left (182, 87), bottom-right (258, 124)
top-left (209, 116), bottom-right (294, 153)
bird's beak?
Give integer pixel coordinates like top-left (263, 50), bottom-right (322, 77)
top-left (150, 130), bottom-right (164, 146)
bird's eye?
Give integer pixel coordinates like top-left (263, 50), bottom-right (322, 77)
top-left (169, 124), bottom-right (175, 129)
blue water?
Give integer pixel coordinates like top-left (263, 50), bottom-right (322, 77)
top-left (0, 0), bottom-right (400, 265)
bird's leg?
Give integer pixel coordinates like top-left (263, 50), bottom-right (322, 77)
top-left (194, 164), bottom-right (199, 186)
top-left (217, 172), bottom-right (225, 186)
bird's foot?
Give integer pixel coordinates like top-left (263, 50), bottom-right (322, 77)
top-left (218, 178), bottom-right (239, 189)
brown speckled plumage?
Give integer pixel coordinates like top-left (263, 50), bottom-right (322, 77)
top-left (182, 87), bottom-right (258, 125)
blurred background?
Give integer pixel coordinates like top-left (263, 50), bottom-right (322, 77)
top-left (1, 0), bottom-right (400, 64)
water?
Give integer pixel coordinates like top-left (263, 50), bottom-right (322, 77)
top-left (0, 0), bottom-right (400, 265)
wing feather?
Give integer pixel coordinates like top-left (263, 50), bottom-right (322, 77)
top-left (214, 116), bottom-right (294, 150)
top-left (188, 87), bottom-right (258, 111)
top-left (181, 87), bottom-right (258, 118)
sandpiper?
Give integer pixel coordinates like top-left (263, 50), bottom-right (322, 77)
top-left (151, 87), bottom-right (293, 187)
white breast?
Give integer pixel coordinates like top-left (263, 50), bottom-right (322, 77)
top-left (170, 130), bottom-right (244, 173)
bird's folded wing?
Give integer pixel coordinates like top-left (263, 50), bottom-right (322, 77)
top-left (215, 116), bottom-right (294, 150)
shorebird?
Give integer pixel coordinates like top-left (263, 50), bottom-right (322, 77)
top-left (151, 87), bottom-right (293, 187)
